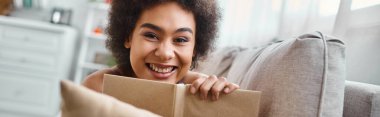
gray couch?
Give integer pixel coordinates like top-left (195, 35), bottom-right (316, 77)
top-left (194, 32), bottom-right (380, 117)
top-left (344, 81), bottom-right (380, 117)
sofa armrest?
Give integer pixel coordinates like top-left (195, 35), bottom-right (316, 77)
top-left (344, 81), bottom-right (380, 117)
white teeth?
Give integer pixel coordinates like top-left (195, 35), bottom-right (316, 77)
top-left (164, 68), bottom-right (169, 72)
top-left (154, 66), bottom-right (158, 72)
top-left (158, 68), bottom-right (163, 73)
top-left (149, 64), bottom-right (174, 73)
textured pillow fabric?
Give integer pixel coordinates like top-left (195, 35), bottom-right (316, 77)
top-left (225, 48), bottom-right (264, 85)
top-left (195, 32), bottom-right (346, 117)
top-left (343, 81), bottom-right (380, 117)
top-left (60, 80), bottom-right (160, 117)
top-left (235, 32), bottom-right (345, 117)
top-left (195, 46), bottom-right (244, 77)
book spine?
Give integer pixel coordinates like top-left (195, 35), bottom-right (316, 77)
top-left (173, 84), bottom-right (186, 117)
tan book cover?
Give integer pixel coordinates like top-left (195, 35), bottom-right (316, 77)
top-left (103, 74), bottom-right (261, 117)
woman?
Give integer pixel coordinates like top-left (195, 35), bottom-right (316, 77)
top-left (83, 0), bottom-right (238, 101)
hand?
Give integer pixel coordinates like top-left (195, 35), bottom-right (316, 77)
top-left (189, 75), bottom-right (239, 101)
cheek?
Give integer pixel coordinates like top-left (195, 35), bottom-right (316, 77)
top-left (130, 41), bottom-right (153, 62)
top-left (175, 47), bottom-right (194, 81)
top-left (129, 39), bottom-right (151, 68)
top-left (183, 52), bottom-right (193, 65)
top-left (178, 46), bottom-right (195, 68)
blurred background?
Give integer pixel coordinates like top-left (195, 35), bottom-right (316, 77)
top-left (0, 0), bottom-right (379, 116)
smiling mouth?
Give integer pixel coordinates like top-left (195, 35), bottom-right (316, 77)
top-left (146, 63), bottom-right (177, 73)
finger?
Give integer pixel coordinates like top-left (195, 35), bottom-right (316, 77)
top-left (224, 83), bottom-right (240, 94)
top-left (200, 75), bottom-right (218, 100)
top-left (190, 78), bottom-right (206, 94)
top-left (211, 77), bottom-right (227, 100)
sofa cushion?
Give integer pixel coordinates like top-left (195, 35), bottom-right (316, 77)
top-left (195, 46), bottom-right (244, 77)
top-left (60, 80), bottom-right (159, 117)
top-left (196, 32), bottom-right (346, 117)
top-left (343, 81), bottom-right (380, 117)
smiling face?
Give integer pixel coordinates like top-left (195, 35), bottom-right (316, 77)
top-left (125, 2), bottom-right (196, 84)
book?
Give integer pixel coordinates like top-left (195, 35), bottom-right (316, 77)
top-left (103, 74), bottom-right (261, 117)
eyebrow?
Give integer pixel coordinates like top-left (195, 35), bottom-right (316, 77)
top-left (175, 28), bottom-right (193, 34)
top-left (140, 23), bottom-right (193, 34)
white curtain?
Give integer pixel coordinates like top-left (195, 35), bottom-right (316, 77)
top-left (217, 0), bottom-right (281, 48)
top-left (217, 0), bottom-right (380, 84)
top-left (216, 0), bottom-right (340, 48)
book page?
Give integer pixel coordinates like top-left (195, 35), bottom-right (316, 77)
top-left (173, 84), bottom-right (187, 117)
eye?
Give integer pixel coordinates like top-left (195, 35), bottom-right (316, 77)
top-left (143, 32), bottom-right (158, 40)
top-left (174, 37), bottom-right (189, 43)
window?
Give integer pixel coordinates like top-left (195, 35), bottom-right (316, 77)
top-left (351, 0), bottom-right (380, 10)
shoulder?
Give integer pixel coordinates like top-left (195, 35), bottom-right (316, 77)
top-left (82, 67), bottom-right (120, 93)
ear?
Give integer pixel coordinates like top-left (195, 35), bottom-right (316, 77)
top-left (124, 37), bottom-right (131, 48)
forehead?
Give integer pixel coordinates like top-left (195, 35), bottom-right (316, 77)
top-left (136, 2), bottom-right (196, 32)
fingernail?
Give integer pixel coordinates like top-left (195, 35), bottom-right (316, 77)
top-left (190, 86), bottom-right (196, 94)
top-left (224, 88), bottom-right (230, 93)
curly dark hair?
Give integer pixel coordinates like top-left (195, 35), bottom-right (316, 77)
top-left (106, 0), bottom-right (221, 76)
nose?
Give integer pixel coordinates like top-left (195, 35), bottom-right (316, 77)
top-left (154, 41), bottom-right (175, 61)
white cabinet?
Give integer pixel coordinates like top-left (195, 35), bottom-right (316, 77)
top-left (0, 16), bottom-right (77, 117)
top-left (74, 2), bottom-right (112, 83)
